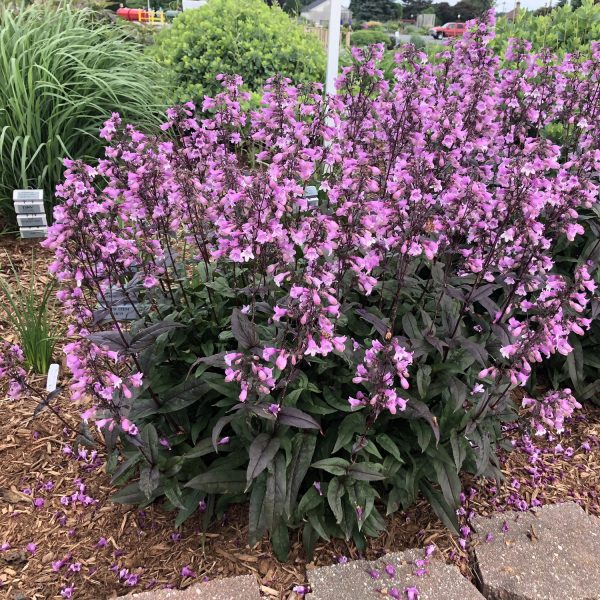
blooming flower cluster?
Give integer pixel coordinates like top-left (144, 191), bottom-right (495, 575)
top-left (350, 338), bottom-right (413, 415)
top-left (40, 13), bottom-right (600, 441)
top-left (522, 389), bottom-right (582, 436)
top-left (22, 11), bottom-right (599, 545)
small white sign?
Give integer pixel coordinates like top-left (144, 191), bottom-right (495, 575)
top-left (20, 226), bottom-right (48, 239)
top-left (46, 363), bottom-right (60, 393)
top-left (111, 304), bottom-right (141, 321)
top-left (17, 214), bottom-right (47, 228)
top-left (14, 201), bottom-right (45, 214)
top-left (13, 189), bottom-right (44, 201)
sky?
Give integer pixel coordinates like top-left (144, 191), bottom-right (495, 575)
top-left (428, 0), bottom-right (554, 13)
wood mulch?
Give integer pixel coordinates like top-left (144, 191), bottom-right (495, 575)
top-left (1, 236), bottom-right (599, 600)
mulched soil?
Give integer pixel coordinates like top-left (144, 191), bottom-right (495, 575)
top-left (1, 236), bottom-right (599, 600)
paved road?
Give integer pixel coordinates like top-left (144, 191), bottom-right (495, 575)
top-left (394, 33), bottom-right (444, 46)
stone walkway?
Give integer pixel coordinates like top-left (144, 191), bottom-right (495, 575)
top-left (119, 502), bottom-right (600, 600)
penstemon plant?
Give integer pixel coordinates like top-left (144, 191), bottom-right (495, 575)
top-left (19, 13), bottom-right (600, 557)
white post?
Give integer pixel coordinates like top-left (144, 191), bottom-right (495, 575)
top-left (325, 0), bottom-right (342, 96)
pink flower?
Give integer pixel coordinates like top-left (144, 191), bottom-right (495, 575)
top-left (26, 543), bottom-right (36, 555)
top-left (404, 586), bottom-right (419, 600)
top-left (143, 275), bottom-right (159, 288)
top-left (181, 565), bottom-right (196, 578)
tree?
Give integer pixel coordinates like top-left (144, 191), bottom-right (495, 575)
top-left (451, 0), bottom-right (492, 20)
top-left (433, 2), bottom-right (455, 23)
top-left (350, 0), bottom-right (398, 21)
top-left (398, 0), bottom-right (434, 19)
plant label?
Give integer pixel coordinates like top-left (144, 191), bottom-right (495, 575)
top-left (305, 186), bottom-right (319, 207)
top-left (13, 189), bottom-right (44, 201)
top-left (20, 226), bottom-right (48, 239)
top-left (17, 214), bottom-right (47, 228)
top-left (46, 363), bottom-right (60, 393)
top-left (111, 304), bottom-right (141, 321)
top-left (14, 201), bottom-right (45, 214)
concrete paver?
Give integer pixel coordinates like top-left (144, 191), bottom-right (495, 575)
top-left (118, 574), bottom-right (261, 600)
top-left (306, 549), bottom-right (484, 600)
top-left (473, 502), bottom-right (600, 600)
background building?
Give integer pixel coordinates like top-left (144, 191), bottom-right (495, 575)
top-left (300, 0), bottom-right (352, 26)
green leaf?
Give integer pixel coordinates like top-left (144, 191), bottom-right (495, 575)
top-left (139, 464), bottom-right (160, 499)
top-left (401, 399), bottom-right (440, 445)
top-left (322, 386), bottom-right (355, 412)
top-left (311, 457), bottom-right (350, 476)
top-left (302, 521), bottom-right (319, 559)
top-left (566, 336), bottom-right (584, 393)
top-left (376, 433), bottom-right (404, 463)
top-left (110, 453), bottom-right (142, 485)
top-left (185, 469), bottom-right (246, 493)
top-left (459, 338), bottom-right (489, 368)
top-left (327, 477), bottom-right (345, 524)
top-left (420, 482), bottom-right (459, 534)
top-left (164, 482), bottom-right (186, 510)
top-left (285, 433), bottom-right (317, 518)
top-left (247, 433), bottom-right (281, 487)
top-left (416, 365), bottom-right (432, 399)
top-left (333, 412), bottom-right (365, 454)
top-left (211, 406), bottom-right (244, 450)
top-left (432, 458), bottom-right (461, 508)
top-left (112, 481), bottom-right (159, 505)
top-left (158, 378), bottom-right (209, 413)
top-left (297, 485), bottom-right (323, 515)
top-left (175, 489), bottom-right (203, 528)
top-left (141, 423), bottom-right (160, 464)
top-left (347, 462), bottom-right (386, 482)
top-left (270, 521), bottom-right (290, 562)
top-left (450, 431), bottom-right (466, 473)
top-left (270, 452), bottom-right (287, 526)
top-left (402, 313), bottom-right (423, 340)
top-left (307, 512), bottom-right (330, 541)
top-left (249, 473), bottom-right (267, 545)
top-left (185, 437), bottom-right (217, 459)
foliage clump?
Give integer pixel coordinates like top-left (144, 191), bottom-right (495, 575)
top-left (493, 0), bottom-right (600, 55)
top-left (351, 29), bottom-right (393, 47)
top-left (153, 0), bottom-right (325, 103)
top-left (24, 15), bottom-right (600, 557)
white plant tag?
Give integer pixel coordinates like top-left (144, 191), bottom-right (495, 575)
top-left (46, 363), bottom-right (60, 393)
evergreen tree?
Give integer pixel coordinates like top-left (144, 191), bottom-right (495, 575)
top-left (350, 0), bottom-right (398, 21)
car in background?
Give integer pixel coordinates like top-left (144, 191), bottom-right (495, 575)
top-left (429, 22), bottom-right (466, 39)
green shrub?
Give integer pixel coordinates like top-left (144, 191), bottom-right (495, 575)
top-left (0, 3), bottom-right (166, 224)
top-left (493, 0), bottom-right (600, 55)
top-left (153, 0), bottom-right (326, 103)
top-left (409, 34), bottom-right (426, 49)
top-left (350, 29), bottom-right (392, 48)
top-left (0, 252), bottom-right (58, 374)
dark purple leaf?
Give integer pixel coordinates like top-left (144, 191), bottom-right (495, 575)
top-left (231, 308), bottom-right (259, 350)
top-left (278, 407), bottom-right (321, 431)
top-left (87, 330), bottom-right (131, 353)
top-left (355, 308), bottom-right (389, 337)
top-left (129, 321), bottom-right (185, 352)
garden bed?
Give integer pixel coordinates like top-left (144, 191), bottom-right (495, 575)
top-left (1, 238), bottom-right (599, 600)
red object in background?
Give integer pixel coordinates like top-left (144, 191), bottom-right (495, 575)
top-left (429, 22), bottom-right (466, 39)
top-left (116, 7), bottom-right (152, 21)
